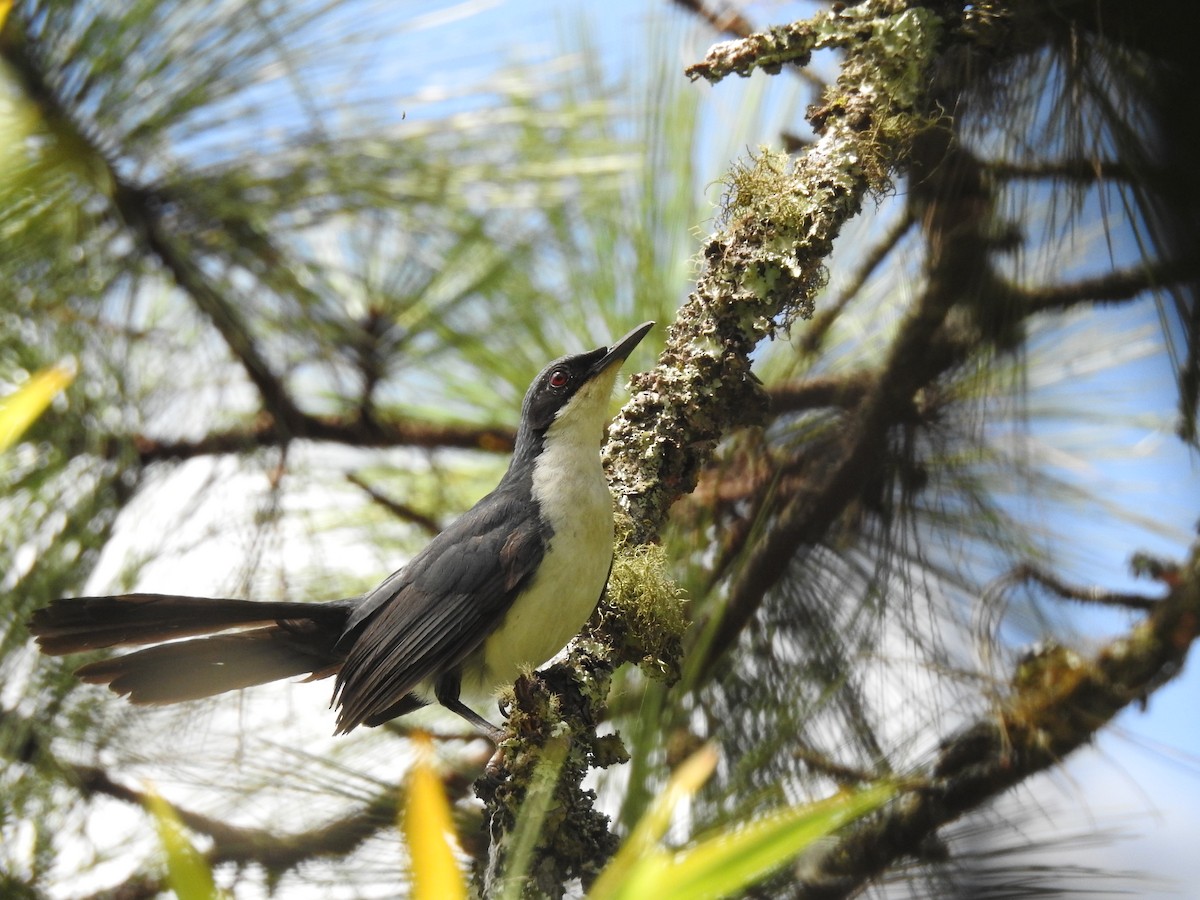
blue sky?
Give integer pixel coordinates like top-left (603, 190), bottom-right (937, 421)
top-left (405, 1), bottom-right (1200, 891)
top-left (21, 0), bottom-right (1198, 894)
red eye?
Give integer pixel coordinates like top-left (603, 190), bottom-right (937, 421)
top-left (549, 369), bottom-right (569, 388)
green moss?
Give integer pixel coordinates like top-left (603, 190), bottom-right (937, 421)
top-left (596, 512), bottom-right (688, 682)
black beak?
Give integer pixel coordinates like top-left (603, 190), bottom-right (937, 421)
top-left (589, 322), bottom-right (654, 376)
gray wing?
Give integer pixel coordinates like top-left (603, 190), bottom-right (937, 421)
top-left (332, 488), bottom-right (546, 733)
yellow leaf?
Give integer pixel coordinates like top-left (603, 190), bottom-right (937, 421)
top-left (589, 745), bottom-right (718, 900)
top-left (145, 786), bottom-right (222, 900)
top-left (0, 364), bottom-right (74, 452)
top-left (403, 732), bottom-right (467, 900)
top-left (0, 0), bottom-right (12, 33)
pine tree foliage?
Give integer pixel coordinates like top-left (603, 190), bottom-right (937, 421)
top-left (1, 1), bottom-right (1197, 897)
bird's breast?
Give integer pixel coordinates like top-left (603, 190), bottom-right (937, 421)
top-left (464, 430), bottom-right (614, 696)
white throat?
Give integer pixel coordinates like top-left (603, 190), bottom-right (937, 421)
top-left (465, 366), bottom-right (621, 694)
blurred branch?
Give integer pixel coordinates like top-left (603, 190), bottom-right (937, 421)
top-left (2, 702), bottom-right (478, 886)
top-left (767, 372), bottom-right (880, 415)
top-left (800, 206), bottom-right (916, 354)
top-left (130, 416), bottom-right (515, 464)
top-left (2, 12), bottom-right (304, 430)
top-left (1003, 562), bottom-right (1160, 612)
top-left (986, 158), bottom-right (1138, 182)
top-left (670, 0), bottom-right (754, 39)
top-left (793, 741), bottom-right (882, 787)
top-left (806, 210), bottom-right (916, 355)
top-left (1011, 258), bottom-right (1197, 315)
top-left (72, 763), bottom-right (398, 870)
top-left (795, 542), bottom-right (1200, 899)
top-left (3, 18), bottom-right (309, 429)
top-left (109, 180), bottom-right (307, 431)
top-left (346, 472), bottom-right (442, 537)
top-left (81, 873), bottom-right (164, 900)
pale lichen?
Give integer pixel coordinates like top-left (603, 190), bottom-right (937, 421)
top-left (487, 1), bottom-right (949, 890)
top-left (607, 2), bottom-right (943, 542)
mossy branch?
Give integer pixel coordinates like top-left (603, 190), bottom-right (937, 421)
top-left (607, 2), bottom-right (942, 545)
top-left (482, 1), bottom-right (947, 893)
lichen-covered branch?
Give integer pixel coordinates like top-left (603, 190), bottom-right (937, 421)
top-left (701, 134), bottom-right (1000, 671)
top-left (608, 1), bottom-right (942, 545)
top-left (482, 1), bottom-right (947, 893)
top-left (484, 2), bottom-right (1194, 893)
top-left (684, 1), bottom-right (936, 88)
top-left (795, 542), bottom-right (1200, 899)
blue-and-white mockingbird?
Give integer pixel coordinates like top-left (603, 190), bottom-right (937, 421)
top-left (29, 322), bottom-right (654, 741)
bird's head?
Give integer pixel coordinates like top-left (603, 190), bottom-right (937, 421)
top-left (515, 322), bottom-right (654, 454)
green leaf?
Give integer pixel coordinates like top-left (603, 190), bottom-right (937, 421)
top-left (630, 783), bottom-right (895, 900)
top-left (591, 748), bottom-right (895, 900)
top-left (589, 744), bottom-right (719, 900)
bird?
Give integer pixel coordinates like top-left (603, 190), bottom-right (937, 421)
top-left (28, 322), bottom-right (654, 742)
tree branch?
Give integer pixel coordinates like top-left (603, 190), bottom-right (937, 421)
top-left (796, 542), bottom-right (1200, 898)
top-left (346, 472), bottom-right (442, 537)
top-left (1003, 562), bottom-right (1160, 613)
top-left (985, 157), bottom-right (1139, 182)
top-left (108, 179), bottom-right (307, 431)
top-left (608, 2), bottom-right (945, 544)
top-left (63, 755), bottom-right (399, 873)
top-left (767, 372), bottom-right (878, 415)
top-left (670, 0), bottom-right (827, 92)
top-left (4, 12), bottom-right (313, 434)
top-left (483, 2), bottom-right (949, 890)
top-left (1012, 259), bottom-right (1197, 315)
top-left (2, 701), bottom-right (479, 889)
top-left (129, 415), bottom-right (514, 463)
top-left (670, 0), bottom-right (754, 39)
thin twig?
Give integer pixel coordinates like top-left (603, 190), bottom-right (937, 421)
top-left (1006, 562), bottom-right (1159, 612)
top-left (796, 544), bottom-right (1200, 898)
top-left (801, 206), bottom-right (917, 355)
top-left (768, 372), bottom-right (891, 415)
top-left (346, 472), bottom-right (442, 537)
top-left (986, 158), bottom-right (1138, 182)
top-left (670, 0), bottom-right (754, 38)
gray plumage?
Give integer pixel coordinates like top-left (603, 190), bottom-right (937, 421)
top-left (28, 322), bottom-right (653, 739)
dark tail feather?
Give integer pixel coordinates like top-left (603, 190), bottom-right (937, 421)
top-left (28, 593), bottom-right (353, 654)
top-left (75, 624), bottom-right (345, 704)
top-left (28, 593), bottom-right (356, 704)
